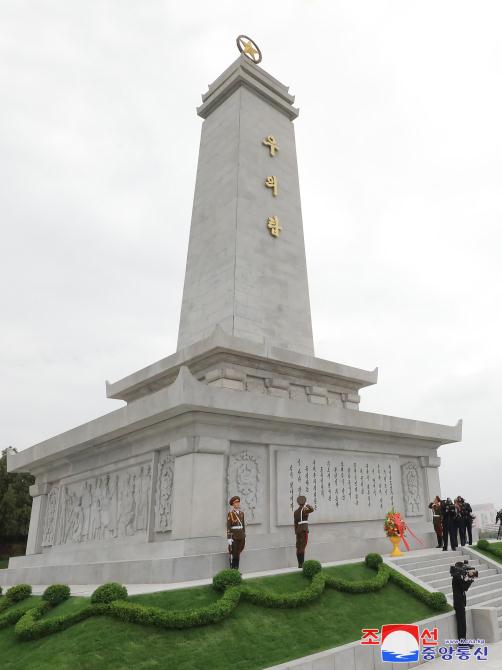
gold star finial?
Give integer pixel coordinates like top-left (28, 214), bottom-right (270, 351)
top-left (236, 35), bottom-right (262, 64)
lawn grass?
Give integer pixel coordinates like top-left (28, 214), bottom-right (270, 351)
top-left (0, 562), bottom-right (438, 670)
top-left (477, 540), bottom-right (502, 564)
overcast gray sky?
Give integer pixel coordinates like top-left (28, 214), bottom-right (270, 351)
top-left (1, 2), bottom-right (501, 509)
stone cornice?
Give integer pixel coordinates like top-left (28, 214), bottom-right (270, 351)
top-left (9, 366), bottom-right (462, 475)
top-left (197, 55), bottom-right (299, 120)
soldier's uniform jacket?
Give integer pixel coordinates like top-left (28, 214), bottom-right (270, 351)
top-left (227, 509), bottom-right (245, 541)
top-left (294, 504), bottom-right (314, 534)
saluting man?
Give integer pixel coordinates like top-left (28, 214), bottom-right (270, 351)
top-left (227, 495), bottom-right (246, 570)
top-left (294, 495), bottom-right (314, 568)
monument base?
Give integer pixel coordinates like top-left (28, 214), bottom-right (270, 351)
top-left (0, 526), bottom-right (437, 587)
top-left (6, 331), bottom-right (461, 590)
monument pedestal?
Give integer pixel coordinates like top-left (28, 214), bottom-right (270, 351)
top-left (3, 330), bottom-right (459, 586)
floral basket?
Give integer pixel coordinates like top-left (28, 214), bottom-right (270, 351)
top-left (384, 509), bottom-right (423, 553)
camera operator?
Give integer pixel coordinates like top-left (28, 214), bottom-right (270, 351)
top-left (451, 561), bottom-right (477, 642)
top-left (441, 497), bottom-right (458, 551)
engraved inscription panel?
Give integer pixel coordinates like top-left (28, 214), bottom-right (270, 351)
top-left (276, 449), bottom-right (401, 525)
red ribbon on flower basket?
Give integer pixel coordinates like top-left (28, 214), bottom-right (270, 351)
top-left (385, 510), bottom-right (424, 551)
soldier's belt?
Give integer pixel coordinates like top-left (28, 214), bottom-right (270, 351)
top-left (230, 526), bottom-right (243, 529)
top-left (298, 521), bottom-right (308, 524)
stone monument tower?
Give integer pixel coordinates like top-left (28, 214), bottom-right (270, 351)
top-left (2, 37), bottom-right (461, 586)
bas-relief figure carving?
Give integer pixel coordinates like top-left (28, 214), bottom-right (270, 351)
top-left (155, 451), bottom-right (175, 532)
top-left (227, 450), bottom-right (264, 524)
top-left (54, 464), bottom-right (152, 545)
top-left (401, 461), bottom-right (422, 517)
top-left (41, 487), bottom-right (59, 547)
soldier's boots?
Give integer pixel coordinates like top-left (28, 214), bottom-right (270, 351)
top-left (297, 553), bottom-right (305, 568)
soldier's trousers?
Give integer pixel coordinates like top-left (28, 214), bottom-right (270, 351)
top-left (296, 530), bottom-right (308, 567)
top-left (230, 538), bottom-right (245, 569)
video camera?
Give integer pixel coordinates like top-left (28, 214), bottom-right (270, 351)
top-left (450, 560), bottom-right (478, 579)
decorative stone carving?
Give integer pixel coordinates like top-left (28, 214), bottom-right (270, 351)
top-left (41, 487), bottom-right (59, 547)
top-left (401, 461), bottom-right (422, 517)
top-left (155, 451), bottom-right (175, 532)
top-left (227, 450), bottom-right (264, 524)
top-left (56, 464), bottom-right (152, 545)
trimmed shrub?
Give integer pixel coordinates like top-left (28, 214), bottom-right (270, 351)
top-left (212, 568), bottom-right (242, 592)
top-left (6, 584), bottom-right (32, 603)
top-left (365, 553), bottom-right (383, 569)
top-left (302, 560), bottom-right (322, 579)
top-left (91, 582), bottom-right (128, 604)
top-left (241, 572), bottom-right (325, 609)
top-left (325, 563), bottom-right (389, 593)
top-left (387, 567), bottom-right (450, 612)
top-left (108, 586), bottom-right (241, 629)
top-left (15, 602), bottom-right (99, 641)
top-left (42, 584), bottom-right (71, 606)
top-left (477, 539), bottom-right (490, 551)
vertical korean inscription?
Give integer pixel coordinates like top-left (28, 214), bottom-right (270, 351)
top-left (277, 450), bottom-right (400, 525)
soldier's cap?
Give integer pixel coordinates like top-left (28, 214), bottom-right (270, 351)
top-left (297, 495), bottom-right (306, 505)
top-left (229, 496), bottom-right (240, 505)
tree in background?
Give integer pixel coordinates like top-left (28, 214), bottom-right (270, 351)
top-left (0, 448), bottom-right (34, 541)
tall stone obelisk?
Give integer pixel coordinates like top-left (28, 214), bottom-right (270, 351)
top-left (177, 53), bottom-right (314, 355)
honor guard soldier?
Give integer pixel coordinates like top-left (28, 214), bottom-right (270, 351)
top-left (227, 496), bottom-right (246, 570)
top-left (294, 495), bottom-right (314, 568)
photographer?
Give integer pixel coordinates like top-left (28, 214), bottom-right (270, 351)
top-left (451, 561), bottom-right (477, 642)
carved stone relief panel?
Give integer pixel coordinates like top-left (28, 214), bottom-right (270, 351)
top-left (227, 447), bottom-right (265, 525)
top-left (401, 461), bottom-right (423, 517)
top-left (155, 450), bottom-right (175, 532)
top-left (41, 487), bottom-right (59, 547)
top-left (56, 463), bottom-right (152, 545)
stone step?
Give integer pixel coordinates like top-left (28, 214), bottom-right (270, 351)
top-left (444, 579), bottom-right (502, 599)
top-left (428, 570), bottom-right (499, 590)
top-left (409, 560), bottom-right (481, 579)
top-left (463, 588), bottom-right (502, 607)
top-left (396, 553), bottom-right (472, 570)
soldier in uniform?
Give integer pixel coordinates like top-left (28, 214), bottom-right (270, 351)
top-left (227, 495), bottom-right (245, 570)
top-left (428, 495), bottom-right (443, 548)
top-left (294, 495), bottom-right (314, 568)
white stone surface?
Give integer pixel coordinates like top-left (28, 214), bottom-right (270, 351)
top-left (177, 57), bottom-right (314, 355)
top-left (3, 56), bottom-right (463, 588)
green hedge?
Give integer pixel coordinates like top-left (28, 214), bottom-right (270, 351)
top-left (1, 554), bottom-right (450, 640)
top-left (212, 568), bottom-right (242, 592)
top-left (91, 582), bottom-right (128, 604)
top-left (42, 584), bottom-right (71, 606)
top-left (107, 587), bottom-right (241, 630)
top-left (0, 584), bottom-right (32, 613)
top-left (387, 566), bottom-right (449, 612)
top-left (477, 539), bottom-right (502, 559)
